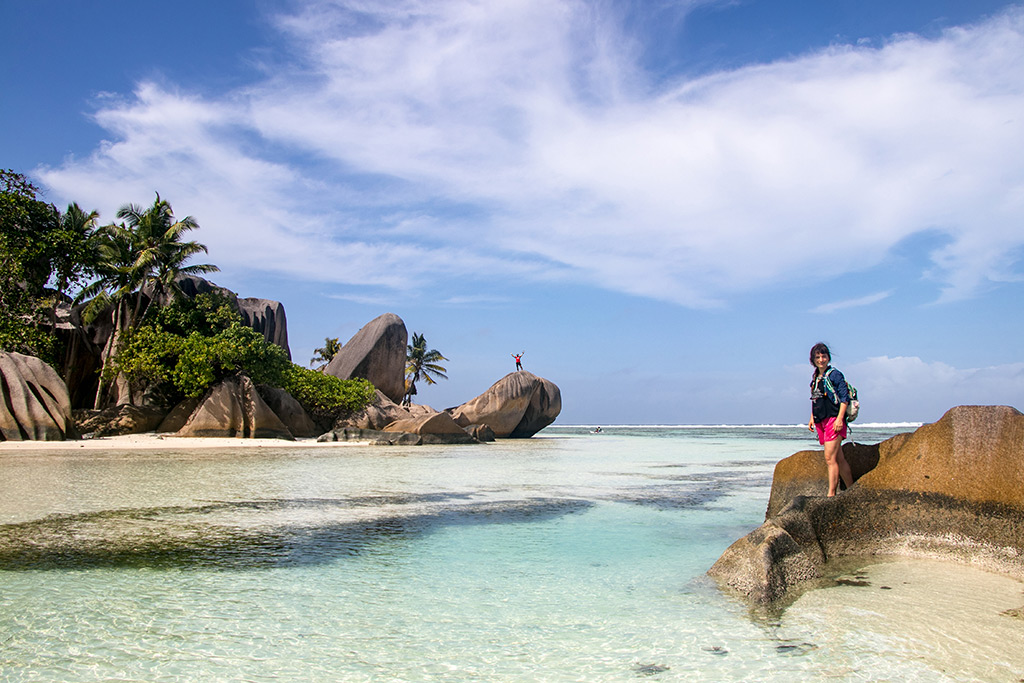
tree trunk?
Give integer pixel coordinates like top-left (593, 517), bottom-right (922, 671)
top-left (93, 299), bottom-right (131, 408)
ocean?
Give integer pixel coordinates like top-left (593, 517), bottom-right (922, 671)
top-left (1, 424), bottom-right (1022, 682)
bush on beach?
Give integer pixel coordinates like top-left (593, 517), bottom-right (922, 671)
top-left (107, 293), bottom-right (375, 421)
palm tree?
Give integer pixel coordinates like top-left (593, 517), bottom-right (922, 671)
top-left (74, 222), bottom-right (149, 407)
top-left (404, 332), bottom-right (448, 405)
top-left (53, 202), bottom-right (100, 299)
top-left (310, 337), bottom-right (341, 369)
top-left (76, 194), bottom-right (218, 407)
top-left (116, 193), bottom-right (218, 321)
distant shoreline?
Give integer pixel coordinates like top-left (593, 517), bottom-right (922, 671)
top-left (0, 423), bottom-right (925, 452)
top-left (547, 423), bottom-right (924, 429)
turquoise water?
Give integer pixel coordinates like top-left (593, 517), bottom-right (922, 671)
top-left (1, 425), bottom-right (1022, 681)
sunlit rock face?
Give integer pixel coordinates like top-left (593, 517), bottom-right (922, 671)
top-left (448, 371), bottom-right (561, 438)
top-left (709, 405), bottom-right (1024, 603)
top-left (0, 351), bottom-right (76, 441)
top-left (176, 376), bottom-right (294, 440)
top-left (324, 313), bottom-right (407, 404)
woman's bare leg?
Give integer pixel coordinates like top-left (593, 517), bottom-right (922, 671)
top-left (823, 439), bottom-right (854, 496)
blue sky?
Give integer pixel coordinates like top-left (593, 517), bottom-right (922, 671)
top-left (3, 0), bottom-right (1023, 425)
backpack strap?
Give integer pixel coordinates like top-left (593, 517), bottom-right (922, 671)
top-left (821, 367), bottom-right (841, 404)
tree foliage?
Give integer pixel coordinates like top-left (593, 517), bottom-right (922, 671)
top-left (0, 170), bottom-right (100, 359)
top-left (1, 172), bottom-right (378, 421)
top-left (116, 194), bottom-right (219, 308)
top-left (108, 294), bottom-right (287, 401)
top-left (404, 331), bottom-right (448, 405)
top-left (73, 193), bottom-right (220, 407)
top-left (310, 336), bottom-right (341, 369)
top-left (108, 293), bottom-right (375, 420)
top-left (281, 365), bottom-right (376, 426)
top-left (76, 194), bottom-right (219, 329)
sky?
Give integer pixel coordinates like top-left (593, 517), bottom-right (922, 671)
top-left (3, 0), bottom-right (1024, 425)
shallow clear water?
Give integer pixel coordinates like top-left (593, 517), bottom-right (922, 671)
top-left (1, 425), bottom-right (1021, 681)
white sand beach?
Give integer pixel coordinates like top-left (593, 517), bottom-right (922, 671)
top-left (0, 433), bottom-right (365, 451)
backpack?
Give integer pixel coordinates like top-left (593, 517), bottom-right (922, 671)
top-left (822, 368), bottom-right (859, 422)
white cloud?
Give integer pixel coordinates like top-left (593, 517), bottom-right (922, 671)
top-left (845, 356), bottom-right (1024, 422)
top-left (36, 1), bottom-right (1024, 306)
top-left (811, 290), bottom-right (892, 314)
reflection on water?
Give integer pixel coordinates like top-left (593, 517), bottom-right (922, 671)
top-left (1, 426), bottom-right (1021, 682)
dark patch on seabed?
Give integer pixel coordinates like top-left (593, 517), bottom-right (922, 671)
top-left (613, 487), bottom-right (729, 511)
top-left (612, 467), bottom-right (773, 510)
top-left (774, 640), bottom-right (818, 656)
top-left (0, 496), bottom-right (592, 571)
top-left (633, 662), bottom-right (671, 676)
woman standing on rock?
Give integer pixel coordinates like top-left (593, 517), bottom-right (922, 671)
top-left (808, 342), bottom-right (854, 497)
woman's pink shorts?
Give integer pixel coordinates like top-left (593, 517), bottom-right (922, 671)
top-left (815, 417), bottom-right (847, 445)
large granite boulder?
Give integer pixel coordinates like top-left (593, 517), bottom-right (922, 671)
top-left (156, 397), bottom-right (202, 433)
top-left (448, 371), bottom-right (561, 438)
top-left (75, 405), bottom-right (167, 437)
top-left (319, 413), bottom-right (478, 444)
top-left (0, 352), bottom-right (77, 441)
top-left (336, 389), bottom-right (416, 431)
top-left (325, 313), bottom-right (407, 403)
top-left (238, 298), bottom-right (290, 360)
top-left (257, 385), bottom-right (320, 437)
top-left (386, 411), bottom-right (479, 444)
top-left (764, 438), bottom-right (910, 518)
top-left (709, 405), bottom-right (1024, 603)
top-left (176, 376), bottom-right (294, 440)
top-left (384, 411), bottom-right (461, 436)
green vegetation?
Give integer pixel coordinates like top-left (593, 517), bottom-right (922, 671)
top-left (0, 169), bottom-right (376, 422)
top-left (281, 365), bottom-right (376, 426)
top-left (107, 293), bottom-right (374, 419)
top-left (404, 331), bottom-right (448, 405)
top-left (72, 193), bottom-right (222, 406)
top-left (0, 170), bottom-right (101, 361)
top-left (310, 336), bottom-right (341, 369)
top-left (108, 293), bottom-right (287, 401)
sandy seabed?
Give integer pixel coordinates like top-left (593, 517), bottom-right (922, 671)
top-left (0, 433), bottom-right (363, 451)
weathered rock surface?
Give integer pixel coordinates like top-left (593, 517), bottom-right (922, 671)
top-left (382, 411), bottom-right (479, 444)
top-left (176, 376), bottom-right (294, 440)
top-left (336, 389), bottom-right (416, 431)
top-left (318, 427), bottom-right (396, 443)
top-left (709, 405), bottom-right (1024, 603)
top-left (448, 371), bottom-right (561, 438)
top-left (384, 411), bottom-right (466, 436)
top-left (257, 385), bottom-right (320, 438)
top-left (465, 424), bottom-right (496, 442)
top-left (317, 426), bottom-right (477, 446)
top-left (238, 298), bottom-right (290, 360)
top-left (156, 397), bottom-right (202, 433)
top-left (76, 405), bottom-right (167, 437)
top-left (324, 313), bottom-right (407, 404)
top-left (764, 438), bottom-right (910, 518)
top-left (0, 352), bottom-right (77, 441)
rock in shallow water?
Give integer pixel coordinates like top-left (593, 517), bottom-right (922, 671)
top-left (709, 405), bottom-right (1024, 603)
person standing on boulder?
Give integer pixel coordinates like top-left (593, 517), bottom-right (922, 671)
top-left (512, 352), bottom-right (524, 371)
top-left (808, 342), bottom-right (854, 497)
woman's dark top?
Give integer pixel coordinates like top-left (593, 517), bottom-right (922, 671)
top-left (810, 367), bottom-right (850, 423)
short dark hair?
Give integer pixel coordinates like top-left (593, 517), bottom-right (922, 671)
top-left (809, 342), bottom-right (831, 366)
